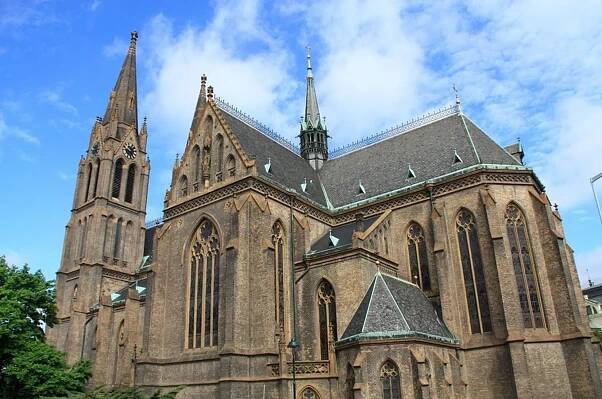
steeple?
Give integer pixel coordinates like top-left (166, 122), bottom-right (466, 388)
top-left (300, 46), bottom-right (328, 170)
top-left (304, 47), bottom-right (321, 129)
top-left (103, 31), bottom-right (139, 129)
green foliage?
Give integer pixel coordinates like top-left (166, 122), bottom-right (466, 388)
top-left (51, 386), bottom-right (184, 399)
top-left (0, 256), bottom-right (91, 398)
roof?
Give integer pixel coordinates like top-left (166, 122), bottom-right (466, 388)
top-left (214, 100), bottom-right (525, 210)
top-left (309, 214), bottom-right (379, 254)
top-left (111, 278), bottom-right (148, 304)
top-left (319, 114), bottom-right (521, 208)
top-left (219, 110), bottom-right (328, 206)
top-left (338, 272), bottom-right (457, 345)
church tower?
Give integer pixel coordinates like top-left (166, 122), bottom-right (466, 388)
top-left (299, 47), bottom-right (328, 170)
top-left (47, 32), bottom-right (150, 364)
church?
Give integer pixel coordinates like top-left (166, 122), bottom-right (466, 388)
top-left (47, 32), bottom-right (602, 398)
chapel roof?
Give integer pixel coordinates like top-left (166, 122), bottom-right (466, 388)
top-left (338, 272), bottom-right (457, 346)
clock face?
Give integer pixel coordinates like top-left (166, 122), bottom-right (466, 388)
top-left (123, 143), bottom-right (137, 159)
top-left (91, 142), bottom-right (100, 156)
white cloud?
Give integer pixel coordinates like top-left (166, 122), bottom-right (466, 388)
top-left (0, 112), bottom-right (40, 145)
top-left (39, 89), bottom-right (77, 114)
top-left (102, 37), bottom-right (127, 58)
top-left (141, 6), bottom-right (298, 152)
top-left (89, 0), bottom-right (101, 12)
top-left (58, 171), bottom-right (71, 181)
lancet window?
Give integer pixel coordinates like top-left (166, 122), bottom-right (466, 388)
top-left (92, 159), bottom-right (100, 197)
top-left (124, 164), bottom-right (136, 203)
top-left (84, 163), bottom-right (93, 202)
top-left (456, 209), bottom-right (492, 334)
top-left (113, 218), bottom-right (123, 259)
top-left (187, 219), bottom-right (220, 349)
top-left (407, 223), bottom-right (431, 291)
top-left (317, 279), bottom-right (337, 360)
top-left (179, 175), bottom-right (188, 198)
top-left (505, 204), bottom-right (544, 328)
top-left (193, 145), bottom-right (201, 189)
top-left (272, 222), bottom-right (285, 339)
top-left (381, 360), bottom-right (401, 399)
top-left (111, 159), bottom-right (124, 199)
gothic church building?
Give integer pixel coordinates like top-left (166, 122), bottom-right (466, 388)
top-left (48, 32), bottom-right (602, 398)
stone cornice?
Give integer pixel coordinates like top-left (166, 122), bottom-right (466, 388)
top-left (162, 168), bottom-right (538, 227)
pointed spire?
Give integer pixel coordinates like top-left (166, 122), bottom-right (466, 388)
top-left (190, 74), bottom-right (207, 133)
top-left (304, 46), bottom-right (321, 128)
top-left (103, 31), bottom-right (139, 129)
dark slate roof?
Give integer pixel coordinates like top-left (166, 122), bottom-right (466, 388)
top-left (111, 278), bottom-right (148, 304)
top-left (219, 110), bottom-right (328, 206)
top-left (338, 272), bottom-right (457, 345)
top-left (319, 114), bottom-right (521, 208)
top-left (309, 214), bottom-right (379, 254)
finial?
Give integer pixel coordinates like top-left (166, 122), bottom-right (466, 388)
top-left (306, 45), bottom-right (313, 78)
top-left (207, 85), bottom-right (214, 98)
top-left (453, 84), bottom-right (460, 105)
top-left (553, 203), bottom-right (559, 212)
top-left (129, 31), bottom-right (138, 54)
top-left (95, 116), bottom-right (102, 124)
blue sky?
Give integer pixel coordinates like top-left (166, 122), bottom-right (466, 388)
top-left (1, 0), bottom-right (601, 286)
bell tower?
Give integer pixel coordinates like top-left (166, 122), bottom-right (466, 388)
top-left (47, 32), bottom-right (150, 364)
top-left (299, 47), bottom-right (328, 170)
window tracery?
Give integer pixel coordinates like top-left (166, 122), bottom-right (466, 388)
top-left (179, 175), bottom-right (188, 198)
top-left (188, 219), bottom-right (220, 348)
top-left (407, 223), bottom-right (431, 291)
top-left (381, 360), bottom-right (401, 399)
top-left (505, 204), bottom-right (544, 328)
top-left (456, 209), bottom-right (492, 334)
top-left (301, 387), bottom-right (320, 399)
top-left (318, 280), bottom-right (337, 360)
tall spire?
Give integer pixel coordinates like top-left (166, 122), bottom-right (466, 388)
top-left (300, 46), bottom-right (328, 170)
top-left (103, 31), bottom-right (139, 129)
top-left (304, 46), bottom-right (321, 129)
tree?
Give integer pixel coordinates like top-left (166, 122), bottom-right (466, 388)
top-left (0, 256), bottom-right (91, 398)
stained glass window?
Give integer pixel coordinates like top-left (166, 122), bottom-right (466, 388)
top-left (318, 280), bottom-right (337, 360)
top-left (188, 219), bottom-right (220, 348)
top-left (456, 209), bottom-right (492, 334)
top-left (505, 204), bottom-right (544, 328)
top-left (381, 360), bottom-right (401, 399)
top-left (407, 223), bottom-right (431, 290)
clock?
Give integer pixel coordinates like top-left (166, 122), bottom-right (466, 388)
top-left (123, 143), bottom-right (137, 159)
top-left (90, 142), bottom-right (100, 157)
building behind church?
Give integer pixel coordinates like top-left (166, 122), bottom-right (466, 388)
top-left (47, 32), bottom-right (602, 398)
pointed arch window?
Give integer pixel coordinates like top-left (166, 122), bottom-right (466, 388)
top-left (84, 163), bottom-right (93, 202)
top-left (179, 175), bottom-right (188, 198)
top-left (300, 387), bottom-right (320, 399)
top-left (124, 164), bottom-right (136, 203)
top-left (111, 159), bottom-right (124, 199)
top-left (188, 219), bottom-right (220, 349)
top-left (272, 222), bottom-right (285, 339)
top-left (113, 218), bottom-right (123, 259)
top-left (317, 280), bottom-right (337, 360)
top-left (407, 223), bottom-right (430, 291)
top-left (381, 360), bottom-right (401, 399)
top-left (226, 154), bottom-right (236, 177)
top-left (92, 159), bottom-right (100, 197)
top-left (193, 145), bottom-right (201, 189)
top-left (346, 364), bottom-right (355, 399)
top-left (78, 219), bottom-right (88, 258)
top-left (456, 209), bottom-right (491, 334)
top-left (216, 134), bottom-right (224, 180)
top-left (505, 204), bottom-right (544, 328)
